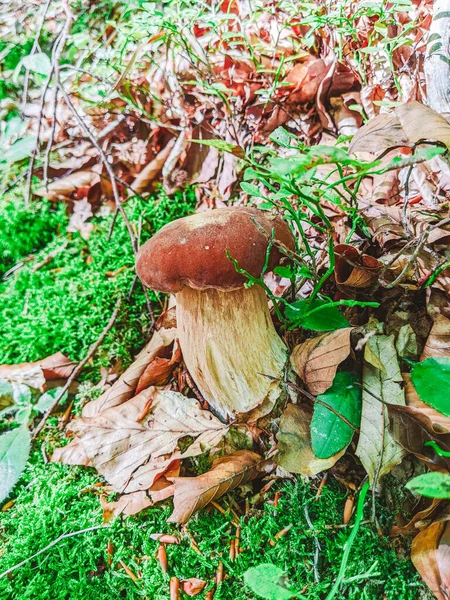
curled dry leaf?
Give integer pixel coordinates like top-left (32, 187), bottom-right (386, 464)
top-left (180, 578), bottom-right (207, 597)
top-left (135, 341), bottom-right (181, 393)
top-left (290, 328), bottom-right (352, 395)
top-left (390, 498), bottom-right (442, 536)
top-left (334, 244), bottom-right (381, 290)
top-left (35, 170), bottom-right (100, 200)
top-left (167, 450), bottom-right (265, 524)
top-left (101, 490), bottom-right (152, 523)
top-left (83, 326), bottom-right (176, 417)
top-left (276, 403), bottom-right (345, 475)
top-left (411, 521), bottom-right (450, 600)
top-left (0, 352), bottom-right (76, 390)
top-left (355, 334), bottom-right (406, 484)
top-left (422, 315), bottom-right (450, 361)
top-left (54, 389), bottom-right (228, 494)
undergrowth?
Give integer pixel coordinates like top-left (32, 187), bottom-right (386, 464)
top-left (0, 452), bottom-right (426, 600)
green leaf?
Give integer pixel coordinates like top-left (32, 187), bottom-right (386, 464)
top-left (273, 266), bottom-right (293, 278)
top-left (406, 472), bottom-right (450, 499)
top-left (411, 357), bottom-right (450, 417)
top-left (240, 182), bottom-right (262, 197)
top-left (285, 298), bottom-right (350, 331)
top-left (34, 388), bottom-right (67, 414)
top-left (0, 426), bottom-right (31, 503)
top-left (311, 372), bottom-right (362, 459)
top-left (1, 136), bottom-right (36, 166)
top-left (269, 127), bottom-right (297, 148)
top-left (190, 139), bottom-right (245, 158)
top-left (244, 564), bottom-right (296, 600)
top-left (21, 52), bottom-right (52, 76)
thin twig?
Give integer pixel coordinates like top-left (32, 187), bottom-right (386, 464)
top-left (0, 525), bottom-right (107, 579)
top-left (304, 503), bottom-right (321, 583)
top-left (32, 297), bottom-right (122, 439)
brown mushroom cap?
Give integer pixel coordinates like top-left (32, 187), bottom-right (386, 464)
top-left (136, 207), bottom-right (295, 294)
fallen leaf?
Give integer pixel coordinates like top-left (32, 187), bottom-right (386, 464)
top-left (82, 327), bottom-right (176, 417)
top-left (135, 341), bottom-right (181, 393)
top-left (67, 198), bottom-right (94, 240)
top-left (355, 334), bottom-right (406, 484)
top-left (390, 498), bottom-right (442, 536)
top-left (334, 244), bottom-right (381, 290)
top-left (276, 403), bottom-right (345, 475)
top-left (412, 521), bottom-right (450, 600)
top-left (180, 578), bottom-right (207, 596)
top-left (35, 171), bottom-right (100, 200)
top-left (132, 140), bottom-right (176, 194)
top-left (422, 315), bottom-right (450, 360)
top-left (311, 372), bottom-right (361, 459)
top-left (244, 564), bottom-right (295, 600)
top-left (290, 328), bottom-right (352, 395)
top-left (0, 352), bottom-right (76, 384)
top-left (101, 490), bottom-right (152, 522)
top-left (168, 450), bottom-right (264, 524)
top-left (55, 389), bottom-right (228, 494)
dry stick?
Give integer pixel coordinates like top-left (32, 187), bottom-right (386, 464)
top-left (57, 83), bottom-right (138, 256)
top-left (304, 503), bottom-right (321, 584)
top-left (0, 525), bottom-right (106, 579)
top-left (32, 298), bottom-right (122, 439)
top-left (21, 0), bottom-right (53, 110)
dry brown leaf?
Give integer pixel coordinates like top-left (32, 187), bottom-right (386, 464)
top-left (168, 450), bottom-right (265, 524)
top-left (132, 140), bottom-right (176, 194)
top-left (67, 198), bottom-right (94, 240)
top-left (35, 171), bottom-right (100, 200)
top-left (290, 328), bottom-right (352, 395)
top-left (52, 437), bottom-right (91, 466)
top-left (391, 498), bottom-right (442, 536)
top-left (82, 327), bottom-right (176, 417)
top-left (412, 521), bottom-right (450, 600)
top-left (276, 403), bottom-right (345, 475)
top-left (334, 244), bottom-right (381, 290)
top-left (422, 315), bottom-right (450, 360)
top-left (101, 490), bottom-right (152, 522)
top-left (55, 389), bottom-right (228, 494)
top-left (350, 101), bottom-right (450, 154)
top-left (180, 578), bottom-right (207, 597)
top-left (135, 341), bottom-right (181, 394)
top-left (0, 352), bottom-right (76, 381)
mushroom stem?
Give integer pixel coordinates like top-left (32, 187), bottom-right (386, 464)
top-left (176, 285), bottom-right (287, 420)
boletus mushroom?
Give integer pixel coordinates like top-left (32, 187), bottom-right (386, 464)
top-left (136, 207), bottom-right (295, 421)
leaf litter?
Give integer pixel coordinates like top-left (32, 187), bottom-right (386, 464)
top-left (2, 0), bottom-right (450, 598)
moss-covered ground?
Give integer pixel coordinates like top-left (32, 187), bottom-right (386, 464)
top-left (0, 192), bottom-right (428, 599)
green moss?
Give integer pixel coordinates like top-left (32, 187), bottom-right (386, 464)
top-left (0, 456), bottom-right (426, 600)
top-left (0, 188), bottom-right (196, 372)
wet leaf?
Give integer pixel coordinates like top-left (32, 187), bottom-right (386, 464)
top-left (168, 451), bottom-right (264, 524)
top-left (356, 334), bottom-right (406, 483)
top-left (411, 358), bottom-right (450, 417)
top-left (311, 372), bottom-right (361, 459)
top-left (290, 328), bottom-right (352, 395)
top-left (0, 426), bottom-right (31, 503)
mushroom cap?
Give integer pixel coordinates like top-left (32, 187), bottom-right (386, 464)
top-left (136, 207), bottom-right (295, 294)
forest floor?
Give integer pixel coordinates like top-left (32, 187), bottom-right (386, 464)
top-left (1, 1), bottom-right (449, 599)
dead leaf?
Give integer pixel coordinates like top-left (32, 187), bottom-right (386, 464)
top-left (422, 315), bottom-right (450, 360)
top-left (168, 450), bottom-right (265, 524)
top-left (101, 490), bottom-right (152, 522)
top-left (67, 198), bottom-right (94, 240)
top-left (334, 244), bottom-right (382, 289)
top-left (52, 438), bottom-right (91, 466)
top-left (135, 341), bottom-right (181, 393)
top-left (349, 101), bottom-right (450, 154)
top-left (132, 140), bottom-right (176, 194)
top-left (412, 521), bottom-right (450, 600)
top-left (290, 328), bottom-right (352, 395)
top-left (391, 498), bottom-right (442, 536)
top-left (0, 352), bottom-right (76, 381)
top-left (82, 327), bottom-right (176, 417)
top-left (35, 171), bottom-right (100, 201)
top-left (276, 403), bottom-right (345, 475)
top-left (355, 334), bottom-right (406, 484)
top-left (180, 578), bottom-right (207, 596)
top-left (55, 389), bottom-right (228, 494)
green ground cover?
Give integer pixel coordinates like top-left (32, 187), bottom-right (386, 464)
top-left (0, 191), bottom-right (428, 599)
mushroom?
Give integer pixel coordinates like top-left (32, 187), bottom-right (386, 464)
top-left (136, 207), bottom-right (295, 421)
